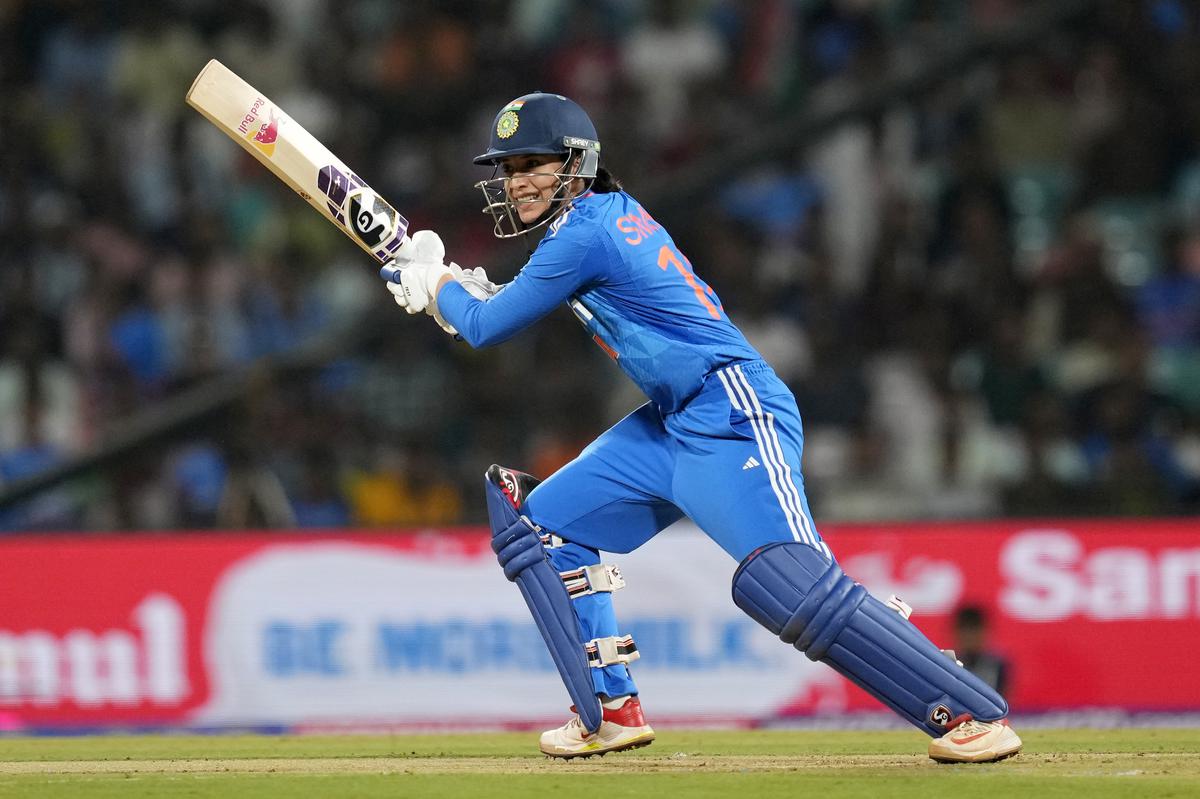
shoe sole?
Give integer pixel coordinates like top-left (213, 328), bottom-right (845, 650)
top-left (929, 744), bottom-right (1022, 764)
top-left (541, 732), bottom-right (656, 760)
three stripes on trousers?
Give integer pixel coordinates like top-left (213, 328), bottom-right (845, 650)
top-left (716, 364), bottom-right (829, 557)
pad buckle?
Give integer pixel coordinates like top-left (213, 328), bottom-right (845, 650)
top-left (585, 635), bottom-right (639, 667)
top-left (561, 564), bottom-right (625, 598)
top-left (538, 530), bottom-right (566, 549)
top-left (517, 514), bottom-right (542, 534)
top-left (885, 594), bottom-right (913, 620)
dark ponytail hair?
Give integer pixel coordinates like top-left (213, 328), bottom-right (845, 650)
top-left (590, 166), bottom-right (622, 193)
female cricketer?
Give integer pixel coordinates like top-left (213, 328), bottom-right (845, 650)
top-left (382, 92), bottom-right (1022, 764)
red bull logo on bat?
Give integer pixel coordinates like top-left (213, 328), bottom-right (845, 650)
top-left (246, 112), bottom-right (279, 156)
top-left (238, 97), bottom-right (279, 157)
top-left (253, 116), bottom-right (279, 145)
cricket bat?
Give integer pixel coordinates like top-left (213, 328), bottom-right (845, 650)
top-left (186, 59), bottom-right (409, 268)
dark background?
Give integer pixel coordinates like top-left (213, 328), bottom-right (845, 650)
top-left (2, 0), bottom-right (1199, 532)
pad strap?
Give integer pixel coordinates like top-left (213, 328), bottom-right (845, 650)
top-left (562, 564), bottom-right (626, 598)
top-left (539, 531), bottom-right (566, 549)
top-left (885, 595), bottom-right (913, 619)
top-left (585, 635), bottom-right (639, 667)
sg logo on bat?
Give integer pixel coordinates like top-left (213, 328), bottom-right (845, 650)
top-left (316, 164), bottom-right (408, 259)
top-left (345, 187), bottom-right (397, 248)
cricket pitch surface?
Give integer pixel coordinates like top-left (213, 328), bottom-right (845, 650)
top-left (0, 728), bottom-right (1196, 797)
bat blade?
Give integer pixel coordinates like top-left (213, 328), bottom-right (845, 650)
top-left (186, 59), bottom-right (407, 264)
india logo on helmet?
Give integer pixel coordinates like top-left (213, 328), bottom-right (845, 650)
top-left (496, 110), bottom-right (519, 139)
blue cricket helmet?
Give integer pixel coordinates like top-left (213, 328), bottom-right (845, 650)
top-left (473, 92), bottom-right (600, 172)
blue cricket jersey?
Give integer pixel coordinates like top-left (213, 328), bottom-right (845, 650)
top-left (438, 190), bottom-right (762, 412)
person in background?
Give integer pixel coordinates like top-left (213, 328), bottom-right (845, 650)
top-left (953, 605), bottom-right (1010, 695)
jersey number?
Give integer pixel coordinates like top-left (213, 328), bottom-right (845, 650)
top-left (657, 244), bottom-right (722, 320)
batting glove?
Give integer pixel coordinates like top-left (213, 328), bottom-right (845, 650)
top-left (422, 263), bottom-right (499, 337)
top-left (449, 262), bottom-right (500, 300)
top-left (383, 229), bottom-right (446, 311)
top-left (395, 259), bottom-right (452, 315)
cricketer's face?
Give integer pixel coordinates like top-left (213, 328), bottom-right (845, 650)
top-left (500, 155), bottom-right (570, 224)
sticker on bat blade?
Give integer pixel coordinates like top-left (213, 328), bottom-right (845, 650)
top-left (344, 186), bottom-right (399, 249)
top-left (243, 105), bottom-right (280, 157)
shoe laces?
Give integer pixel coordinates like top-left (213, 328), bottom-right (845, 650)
top-left (562, 714), bottom-right (587, 735)
top-left (950, 718), bottom-right (992, 736)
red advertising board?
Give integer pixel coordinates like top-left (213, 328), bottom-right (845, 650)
top-left (0, 520), bottom-right (1196, 729)
top-left (816, 520), bottom-right (1200, 714)
top-left (0, 531), bottom-right (491, 728)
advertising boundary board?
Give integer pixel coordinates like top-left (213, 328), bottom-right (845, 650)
top-left (0, 519), bottom-right (1197, 731)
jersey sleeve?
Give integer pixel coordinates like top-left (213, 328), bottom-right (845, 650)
top-left (438, 222), bottom-right (606, 348)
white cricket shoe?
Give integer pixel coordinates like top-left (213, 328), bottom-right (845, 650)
top-left (539, 696), bottom-right (655, 759)
top-left (928, 715), bottom-right (1023, 763)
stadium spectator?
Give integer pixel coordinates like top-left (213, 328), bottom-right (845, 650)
top-left (952, 605), bottom-right (1010, 696)
top-left (1, 0), bottom-right (1199, 529)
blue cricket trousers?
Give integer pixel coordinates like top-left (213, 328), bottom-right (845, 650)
top-left (524, 360), bottom-right (831, 697)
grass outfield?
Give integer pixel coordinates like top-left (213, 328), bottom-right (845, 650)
top-left (0, 728), bottom-right (1197, 798)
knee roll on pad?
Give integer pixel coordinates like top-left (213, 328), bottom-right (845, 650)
top-left (486, 465), bottom-right (604, 734)
top-left (732, 542), bottom-right (1008, 737)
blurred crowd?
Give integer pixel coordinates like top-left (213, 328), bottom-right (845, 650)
top-left (2, 0), bottom-right (1199, 532)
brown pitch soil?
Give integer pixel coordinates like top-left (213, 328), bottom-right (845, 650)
top-left (2, 751), bottom-right (1193, 775)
